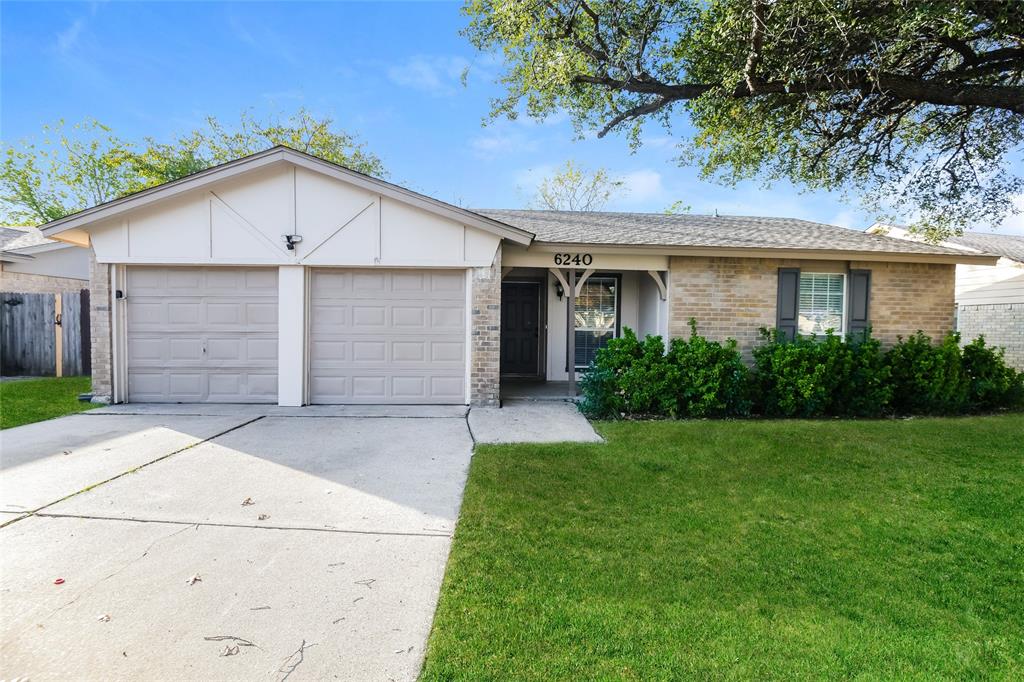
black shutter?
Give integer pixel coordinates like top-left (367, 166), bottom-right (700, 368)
top-left (776, 268), bottom-right (800, 341)
top-left (848, 269), bottom-right (871, 340)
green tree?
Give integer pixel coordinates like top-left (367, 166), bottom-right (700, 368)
top-left (463, 0), bottom-right (1024, 239)
top-left (1, 109), bottom-right (385, 225)
top-left (532, 160), bottom-right (625, 210)
top-left (0, 120), bottom-right (138, 225)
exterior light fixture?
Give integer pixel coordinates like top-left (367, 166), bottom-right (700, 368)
top-left (554, 282), bottom-right (564, 300)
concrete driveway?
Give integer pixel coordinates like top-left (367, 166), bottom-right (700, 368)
top-left (0, 405), bottom-right (475, 681)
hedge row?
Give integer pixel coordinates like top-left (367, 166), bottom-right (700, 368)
top-left (578, 321), bottom-right (1024, 419)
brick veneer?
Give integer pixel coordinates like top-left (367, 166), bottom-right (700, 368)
top-left (668, 256), bottom-right (956, 357)
top-left (850, 260), bottom-right (955, 346)
top-left (469, 246), bottom-right (501, 406)
top-left (957, 303), bottom-right (1024, 370)
top-left (89, 251), bottom-right (113, 401)
top-left (0, 267), bottom-right (87, 294)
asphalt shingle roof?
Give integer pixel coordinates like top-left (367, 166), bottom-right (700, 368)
top-left (475, 209), bottom-right (972, 257)
top-left (946, 232), bottom-right (1024, 263)
top-left (0, 226), bottom-right (52, 252)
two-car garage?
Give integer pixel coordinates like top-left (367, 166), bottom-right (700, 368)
top-left (41, 148), bottom-right (530, 406)
top-left (124, 266), bottom-right (467, 405)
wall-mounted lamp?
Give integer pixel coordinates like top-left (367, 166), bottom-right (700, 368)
top-left (283, 234), bottom-right (303, 251)
top-left (554, 282), bottom-right (564, 300)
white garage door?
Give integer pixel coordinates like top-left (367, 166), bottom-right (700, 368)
top-left (309, 269), bottom-right (466, 404)
top-left (126, 267), bottom-right (278, 403)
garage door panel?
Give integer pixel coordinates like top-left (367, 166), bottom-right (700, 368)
top-left (309, 269), bottom-right (466, 404)
top-left (127, 267), bottom-right (278, 403)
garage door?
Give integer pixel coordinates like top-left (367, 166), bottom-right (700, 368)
top-left (309, 269), bottom-right (466, 404)
top-left (126, 267), bottom-right (278, 403)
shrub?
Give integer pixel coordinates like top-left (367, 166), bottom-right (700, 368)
top-left (578, 321), bottom-right (1023, 420)
top-left (961, 335), bottom-right (1024, 411)
top-left (665, 320), bottom-right (751, 417)
top-left (751, 329), bottom-right (891, 418)
top-left (885, 332), bottom-right (969, 415)
top-left (579, 323), bottom-right (749, 419)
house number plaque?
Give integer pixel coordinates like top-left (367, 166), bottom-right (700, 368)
top-left (553, 253), bottom-right (593, 266)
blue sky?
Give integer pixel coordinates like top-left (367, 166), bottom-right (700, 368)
top-left (3, 1), bottom-right (1021, 233)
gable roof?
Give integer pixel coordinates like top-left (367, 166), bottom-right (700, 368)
top-left (38, 145), bottom-right (533, 245)
top-left (479, 209), bottom-right (990, 262)
top-left (945, 232), bottom-right (1024, 263)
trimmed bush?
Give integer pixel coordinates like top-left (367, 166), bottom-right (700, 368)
top-left (885, 332), bottom-right (969, 415)
top-left (665, 320), bottom-right (751, 418)
top-left (579, 322), bottom-right (1023, 420)
top-left (962, 335), bottom-right (1024, 411)
top-left (579, 322), bottom-right (749, 419)
top-left (752, 330), bottom-right (891, 417)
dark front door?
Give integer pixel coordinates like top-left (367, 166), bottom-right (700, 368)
top-left (501, 282), bottom-right (541, 376)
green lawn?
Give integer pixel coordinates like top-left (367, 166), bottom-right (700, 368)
top-left (422, 416), bottom-right (1024, 680)
top-left (0, 376), bottom-right (96, 429)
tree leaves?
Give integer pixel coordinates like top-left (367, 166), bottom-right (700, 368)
top-left (1, 109), bottom-right (386, 225)
top-left (463, 0), bottom-right (1024, 239)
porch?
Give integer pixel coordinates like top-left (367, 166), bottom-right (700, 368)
top-left (497, 247), bottom-right (670, 400)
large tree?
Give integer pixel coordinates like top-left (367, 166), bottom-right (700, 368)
top-left (463, 0), bottom-right (1024, 239)
top-left (1, 109), bottom-right (385, 225)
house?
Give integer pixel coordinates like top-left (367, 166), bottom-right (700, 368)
top-left (869, 224), bottom-right (1024, 369)
top-left (37, 146), bottom-right (996, 405)
top-left (0, 226), bottom-right (91, 294)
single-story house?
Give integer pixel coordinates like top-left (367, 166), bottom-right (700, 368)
top-left (38, 146), bottom-right (997, 406)
top-left (1, 226), bottom-right (91, 294)
top-left (870, 224), bottom-right (1024, 369)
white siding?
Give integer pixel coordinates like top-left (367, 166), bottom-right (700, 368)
top-left (87, 163), bottom-right (501, 269)
top-left (956, 259), bottom-right (1024, 305)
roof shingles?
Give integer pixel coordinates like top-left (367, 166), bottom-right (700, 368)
top-left (476, 209), bottom-right (973, 257)
top-left (946, 233), bottom-right (1024, 263)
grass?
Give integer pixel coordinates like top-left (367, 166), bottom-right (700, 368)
top-left (422, 416), bottom-right (1024, 680)
top-left (0, 376), bottom-right (96, 429)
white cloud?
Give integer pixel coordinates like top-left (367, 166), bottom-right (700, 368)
top-left (470, 131), bottom-right (539, 159)
top-left (618, 169), bottom-right (664, 202)
top-left (386, 55), bottom-right (471, 96)
top-left (55, 18), bottom-right (85, 55)
top-left (829, 209), bottom-right (858, 229)
top-left (998, 195), bottom-right (1024, 235)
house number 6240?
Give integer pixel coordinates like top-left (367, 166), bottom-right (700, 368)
top-left (553, 253), bottom-right (593, 266)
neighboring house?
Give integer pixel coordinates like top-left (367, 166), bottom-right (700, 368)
top-left (37, 146), bottom-right (995, 405)
top-left (869, 224), bottom-right (1024, 369)
top-left (1, 226), bottom-right (91, 294)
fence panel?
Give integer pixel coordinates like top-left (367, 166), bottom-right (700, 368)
top-left (1, 290), bottom-right (89, 377)
top-left (1, 292), bottom-right (56, 376)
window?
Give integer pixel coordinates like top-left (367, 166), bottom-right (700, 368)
top-left (574, 275), bottom-right (619, 368)
top-left (798, 273), bottom-right (845, 335)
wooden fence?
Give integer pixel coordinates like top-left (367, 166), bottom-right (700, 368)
top-left (0, 290), bottom-right (91, 377)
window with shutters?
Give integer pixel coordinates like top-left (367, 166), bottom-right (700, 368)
top-left (798, 273), bottom-right (845, 335)
top-left (574, 275), bottom-right (619, 368)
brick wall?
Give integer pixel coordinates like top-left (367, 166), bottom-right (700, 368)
top-left (469, 246), bottom-right (501, 406)
top-left (849, 260), bottom-right (955, 346)
top-left (957, 303), bottom-right (1024, 370)
top-left (89, 252), bottom-right (113, 401)
top-left (668, 256), bottom-right (956, 357)
top-left (668, 256), bottom-right (780, 357)
top-left (0, 266), bottom-right (87, 294)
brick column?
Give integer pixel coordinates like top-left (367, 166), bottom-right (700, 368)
top-left (469, 246), bottom-right (502, 406)
top-left (89, 251), bottom-right (113, 402)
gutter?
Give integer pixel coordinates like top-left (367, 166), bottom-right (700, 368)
top-left (526, 241), bottom-right (999, 266)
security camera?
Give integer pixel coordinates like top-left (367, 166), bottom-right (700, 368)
top-left (283, 234), bottom-right (303, 250)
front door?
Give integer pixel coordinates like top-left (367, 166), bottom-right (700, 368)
top-left (501, 282), bottom-right (541, 376)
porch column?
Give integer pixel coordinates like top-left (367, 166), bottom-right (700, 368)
top-left (278, 265), bottom-right (306, 407)
top-left (567, 267), bottom-right (576, 398)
